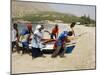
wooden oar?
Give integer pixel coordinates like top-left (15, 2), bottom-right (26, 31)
top-left (42, 39), bottom-right (56, 44)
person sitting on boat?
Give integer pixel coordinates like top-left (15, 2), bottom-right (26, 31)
top-left (52, 31), bottom-right (74, 57)
top-left (50, 24), bottom-right (59, 39)
top-left (20, 23), bottom-right (33, 54)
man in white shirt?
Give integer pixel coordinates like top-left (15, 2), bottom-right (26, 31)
top-left (12, 23), bottom-right (19, 53)
top-left (31, 25), bottom-right (45, 58)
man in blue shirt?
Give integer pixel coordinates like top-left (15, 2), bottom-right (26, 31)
top-left (52, 31), bottom-right (73, 57)
top-left (20, 23), bottom-right (33, 54)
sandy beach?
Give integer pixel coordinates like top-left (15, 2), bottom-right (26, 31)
top-left (12, 24), bottom-right (96, 74)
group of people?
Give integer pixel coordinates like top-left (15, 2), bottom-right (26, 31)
top-left (12, 22), bottom-right (76, 59)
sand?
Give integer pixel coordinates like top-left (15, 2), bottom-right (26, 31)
top-left (12, 24), bottom-right (96, 74)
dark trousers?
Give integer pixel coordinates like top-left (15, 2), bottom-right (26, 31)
top-left (12, 41), bottom-right (16, 51)
top-left (51, 33), bottom-right (56, 39)
top-left (32, 47), bottom-right (43, 58)
top-left (12, 41), bottom-right (20, 53)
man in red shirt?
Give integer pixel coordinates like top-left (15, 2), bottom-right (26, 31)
top-left (51, 24), bottom-right (59, 39)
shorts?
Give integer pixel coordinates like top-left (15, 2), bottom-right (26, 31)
top-left (12, 41), bottom-right (16, 49)
top-left (22, 42), bottom-right (29, 48)
top-left (51, 33), bottom-right (56, 39)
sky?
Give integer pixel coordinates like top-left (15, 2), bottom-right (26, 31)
top-left (48, 3), bottom-right (96, 20)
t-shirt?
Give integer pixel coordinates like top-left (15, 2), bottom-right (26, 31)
top-left (20, 28), bottom-right (29, 42)
top-left (12, 28), bottom-right (17, 42)
top-left (54, 31), bottom-right (68, 48)
top-left (34, 30), bottom-right (43, 41)
top-left (58, 31), bottom-right (68, 41)
top-left (52, 27), bottom-right (58, 34)
top-left (31, 29), bottom-right (43, 48)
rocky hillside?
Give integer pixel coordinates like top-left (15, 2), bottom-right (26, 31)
top-left (12, 0), bottom-right (54, 17)
top-left (12, 0), bottom-right (95, 25)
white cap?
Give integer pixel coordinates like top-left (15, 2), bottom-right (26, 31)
top-left (36, 24), bottom-right (41, 30)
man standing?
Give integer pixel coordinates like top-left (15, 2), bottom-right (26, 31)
top-left (31, 25), bottom-right (45, 58)
top-left (12, 23), bottom-right (19, 53)
top-left (20, 23), bottom-right (33, 54)
top-left (51, 24), bottom-right (59, 39)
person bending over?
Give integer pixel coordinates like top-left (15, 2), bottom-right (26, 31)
top-left (52, 31), bottom-right (74, 57)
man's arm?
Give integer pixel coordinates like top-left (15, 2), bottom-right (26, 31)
top-left (44, 30), bottom-right (51, 35)
top-left (71, 28), bottom-right (75, 36)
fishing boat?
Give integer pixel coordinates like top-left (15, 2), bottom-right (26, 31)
top-left (41, 39), bottom-right (76, 54)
